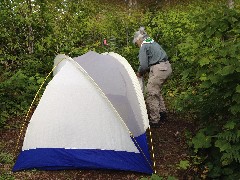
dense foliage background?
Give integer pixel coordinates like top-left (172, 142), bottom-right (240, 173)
top-left (1, 0), bottom-right (240, 178)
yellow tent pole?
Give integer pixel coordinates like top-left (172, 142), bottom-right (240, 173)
top-left (14, 57), bottom-right (67, 156)
top-left (70, 59), bottom-right (155, 172)
top-left (148, 127), bottom-right (157, 174)
top-left (15, 57), bottom-right (156, 174)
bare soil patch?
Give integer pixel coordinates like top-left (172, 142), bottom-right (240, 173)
top-left (0, 113), bottom-right (195, 179)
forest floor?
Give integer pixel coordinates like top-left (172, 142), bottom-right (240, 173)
top-left (0, 113), bottom-right (197, 180)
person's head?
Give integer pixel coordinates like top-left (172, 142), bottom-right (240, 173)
top-left (133, 27), bottom-right (148, 47)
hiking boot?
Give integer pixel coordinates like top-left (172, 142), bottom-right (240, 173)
top-left (159, 112), bottom-right (167, 123)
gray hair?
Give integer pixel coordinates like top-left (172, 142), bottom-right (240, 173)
top-left (133, 27), bottom-right (149, 44)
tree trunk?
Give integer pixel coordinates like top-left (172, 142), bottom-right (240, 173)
top-left (27, 0), bottom-right (34, 54)
top-left (128, 0), bottom-right (137, 7)
top-left (228, 0), bottom-right (234, 9)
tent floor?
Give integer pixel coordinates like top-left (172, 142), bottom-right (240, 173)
top-left (1, 112), bottom-right (196, 179)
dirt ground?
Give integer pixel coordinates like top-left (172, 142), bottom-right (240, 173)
top-left (0, 113), bottom-right (196, 179)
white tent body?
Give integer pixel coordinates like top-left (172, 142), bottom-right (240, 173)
top-left (13, 51), bottom-right (152, 174)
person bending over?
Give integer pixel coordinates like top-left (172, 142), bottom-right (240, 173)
top-left (133, 27), bottom-right (172, 127)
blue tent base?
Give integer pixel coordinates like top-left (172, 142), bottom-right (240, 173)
top-left (13, 148), bottom-right (153, 174)
top-left (13, 133), bottom-right (153, 174)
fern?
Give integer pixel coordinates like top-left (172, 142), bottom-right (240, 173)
top-left (216, 129), bottom-right (240, 165)
top-left (221, 144), bottom-right (240, 164)
top-left (217, 130), bottom-right (240, 143)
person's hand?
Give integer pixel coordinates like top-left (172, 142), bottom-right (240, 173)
top-left (136, 72), bottom-right (141, 78)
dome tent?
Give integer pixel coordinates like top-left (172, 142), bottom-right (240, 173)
top-left (13, 51), bottom-right (153, 174)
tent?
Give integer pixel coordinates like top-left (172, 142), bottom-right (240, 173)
top-left (13, 51), bottom-right (153, 174)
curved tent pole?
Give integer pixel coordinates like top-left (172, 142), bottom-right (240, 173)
top-left (102, 52), bottom-right (157, 173)
top-left (148, 127), bottom-right (157, 173)
top-left (70, 59), bottom-right (154, 173)
top-left (14, 57), bottom-right (68, 157)
top-left (14, 56), bottom-right (155, 173)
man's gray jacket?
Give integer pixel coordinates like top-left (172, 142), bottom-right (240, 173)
top-left (138, 41), bottom-right (168, 75)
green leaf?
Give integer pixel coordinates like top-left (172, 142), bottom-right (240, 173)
top-left (223, 121), bottom-right (236, 130)
top-left (222, 167), bottom-right (234, 175)
top-left (199, 57), bottom-right (210, 66)
top-left (177, 160), bottom-right (190, 170)
top-left (181, 70), bottom-right (190, 79)
top-left (232, 94), bottom-right (240, 103)
top-left (151, 174), bottom-right (163, 180)
top-left (29, 76), bottom-right (35, 81)
top-left (199, 73), bottom-right (207, 81)
top-left (37, 77), bottom-right (45, 84)
top-left (0, 152), bottom-right (14, 164)
top-left (229, 104), bottom-right (240, 115)
top-left (200, 80), bottom-right (212, 88)
top-left (235, 66), bottom-right (240, 72)
top-left (236, 85), bottom-right (240, 93)
top-left (223, 91), bottom-right (233, 99)
top-left (192, 131), bottom-right (212, 152)
top-left (215, 140), bottom-right (231, 152)
top-left (221, 158), bottom-right (233, 166)
top-left (219, 65), bottom-right (235, 76)
top-left (208, 74), bottom-right (220, 84)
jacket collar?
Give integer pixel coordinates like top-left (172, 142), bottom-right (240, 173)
top-left (141, 37), bottom-right (154, 47)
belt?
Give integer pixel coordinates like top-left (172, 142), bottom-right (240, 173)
top-left (150, 58), bottom-right (168, 67)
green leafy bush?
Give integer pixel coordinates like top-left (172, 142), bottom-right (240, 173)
top-left (173, 5), bottom-right (240, 179)
top-left (0, 152), bottom-right (14, 164)
top-left (0, 173), bottom-right (14, 180)
top-left (0, 70), bottom-right (45, 127)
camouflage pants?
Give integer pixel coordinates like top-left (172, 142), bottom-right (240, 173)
top-left (146, 61), bottom-right (172, 123)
